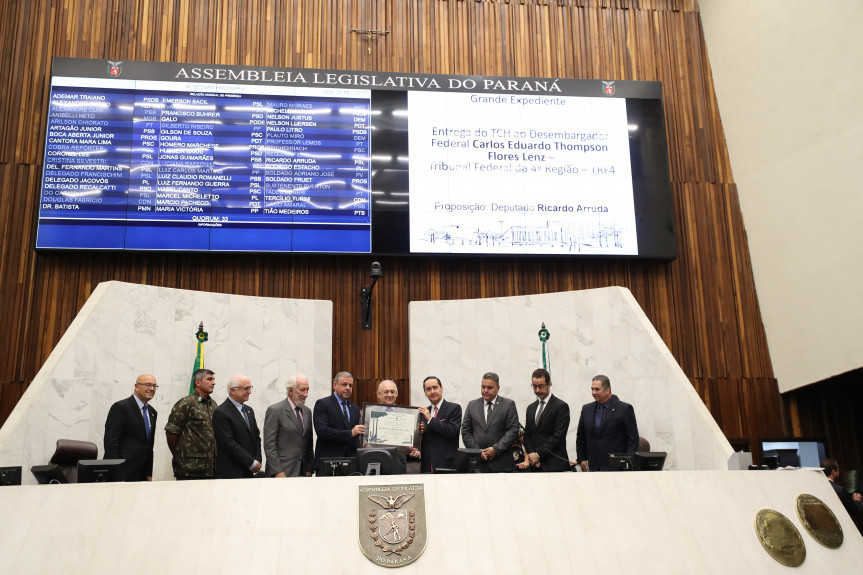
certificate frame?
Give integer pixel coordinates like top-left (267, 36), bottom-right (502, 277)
top-left (361, 403), bottom-right (421, 452)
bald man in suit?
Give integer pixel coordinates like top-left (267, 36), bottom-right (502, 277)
top-left (104, 373), bottom-right (158, 481)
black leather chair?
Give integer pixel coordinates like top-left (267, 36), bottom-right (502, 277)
top-left (48, 439), bottom-right (98, 483)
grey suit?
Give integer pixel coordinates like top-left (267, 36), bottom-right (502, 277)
top-left (461, 395), bottom-right (520, 472)
top-left (263, 398), bottom-right (314, 477)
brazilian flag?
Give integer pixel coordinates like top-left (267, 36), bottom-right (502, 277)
top-left (189, 322), bottom-right (208, 394)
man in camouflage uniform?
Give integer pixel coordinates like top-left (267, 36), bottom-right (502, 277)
top-left (165, 368), bottom-right (218, 480)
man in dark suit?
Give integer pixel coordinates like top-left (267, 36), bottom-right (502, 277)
top-left (418, 376), bottom-right (462, 473)
top-left (523, 368), bottom-right (570, 472)
top-left (104, 373), bottom-right (159, 481)
top-left (576, 374), bottom-right (638, 471)
top-left (823, 458), bottom-right (863, 534)
top-left (313, 371), bottom-right (365, 472)
top-left (263, 374), bottom-right (314, 477)
top-left (213, 374), bottom-right (262, 479)
top-left (461, 372), bottom-right (520, 472)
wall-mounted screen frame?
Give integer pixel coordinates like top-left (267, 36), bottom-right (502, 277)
top-left (36, 58), bottom-right (676, 259)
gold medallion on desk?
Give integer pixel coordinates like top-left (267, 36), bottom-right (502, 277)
top-left (755, 509), bottom-right (806, 567)
top-left (359, 483), bottom-right (428, 567)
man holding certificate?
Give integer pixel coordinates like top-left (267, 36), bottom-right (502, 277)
top-left (312, 371), bottom-right (365, 471)
top-left (367, 380), bottom-right (421, 473)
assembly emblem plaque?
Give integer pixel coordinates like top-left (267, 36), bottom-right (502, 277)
top-left (796, 494), bottom-right (843, 549)
top-left (107, 61), bottom-right (123, 77)
top-left (359, 484), bottom-right (428, 567)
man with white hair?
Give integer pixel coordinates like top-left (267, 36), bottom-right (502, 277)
top-left (373, 380), bottom-right (420, 474)
top-left (264, 374), bottom-right (315, 477)
top-left (213, 374), bottom-right (262, 479)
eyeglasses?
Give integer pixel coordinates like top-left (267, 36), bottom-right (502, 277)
top-left (136, 383), bottom-right (158, 389)
top-left (236, 386), bottom-right (254, 391)
top-left (531, 383), bottom-right (548, 390)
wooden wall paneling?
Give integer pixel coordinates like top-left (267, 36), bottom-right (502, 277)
top-left (0, 1), bottom-right (21, 163)
top-left (783, 370), bottom-right (863, 472)
top-left (723, 183), bottom-right (772, 377)
top-left (0, 166), bottom-right (24, 379)
top-left (714, 377), bottom-right (746, 438)
top-left (744, 377), bottom-right (786, 463)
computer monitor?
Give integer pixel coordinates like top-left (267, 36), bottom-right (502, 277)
top-left (608, 453), bottom-right (636, 471)
top-left (77, 459), bottom-right (126, 483)
top-left (357, 447), bottom-right (400, 476)
top-left (634, 451), bottom-right (667, 471)
top-left (453, 448), bottom-right (483, 473)
top-left (759, 437), bottom-right (827, 468)
top-left (0, 466), bottom-right (22, 486)
top-left (30, 464), bottom-right (68, 484)
top-left (319, 457), bottom-right (358, 477)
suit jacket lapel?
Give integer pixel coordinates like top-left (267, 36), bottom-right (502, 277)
top-left (333, 395), bottom-right (350, 428)
top-left (484, 396), bottom-right (501, 428)
top-left (538, 395), bottom-right (555, 428)
top-left (430, 400), bottom-right (445, 419)
top-left (129, 396), bottom-right (150, 440)
top-left (603, 396), bottom-right (618, 427)
top-left (285, 401), bottom-right (304, 434)
top-left (475, 400), bottom-right (487, 429)
top-left (146, 405), bottom-right (156, 439)
top-left (234, 404), bottom-right (253, 438)
top-left (245, 407), bottom-right (257, 435)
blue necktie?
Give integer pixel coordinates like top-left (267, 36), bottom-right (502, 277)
top-left (595, 405), bottom-right (605, 429)
top-left (142, 405), bottom-right (150, 437)
top-left (242, 408), bottom-right (250, 430)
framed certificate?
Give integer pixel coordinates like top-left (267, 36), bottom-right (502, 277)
top-left (361, 403), bottom-right (421, 452)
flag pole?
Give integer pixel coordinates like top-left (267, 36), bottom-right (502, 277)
top-left (189, 321), bottom-right (208, 394)
top-left (538, 322), bottom-right (551, 373)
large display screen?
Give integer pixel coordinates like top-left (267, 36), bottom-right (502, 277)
top-left (37, 58), bottom-right (675, 258)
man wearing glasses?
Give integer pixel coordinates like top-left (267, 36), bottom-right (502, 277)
top-left (522, 368), bottom-right (571, 472)
top-left (104, 373), bottom-right (159, 481)
top-left (213, 374), bottom-right (263, 479)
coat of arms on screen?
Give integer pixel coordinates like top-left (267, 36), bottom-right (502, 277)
top-left (602, 80), bottom-right (615, 96)
top-left (107, 61), bottom-right (123, 77)
top-left (359, 484), bottom-right (427, 567)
